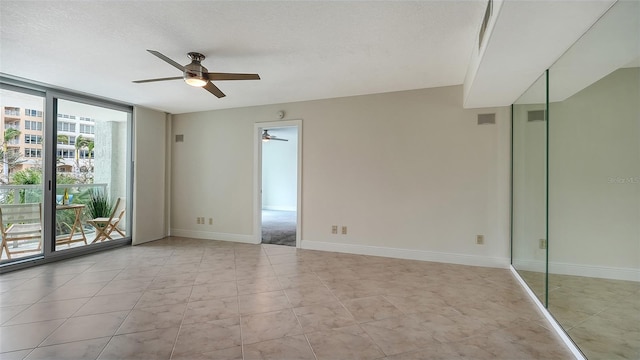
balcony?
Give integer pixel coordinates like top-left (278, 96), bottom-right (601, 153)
top-left (0, 183), bottom-right (124, 262)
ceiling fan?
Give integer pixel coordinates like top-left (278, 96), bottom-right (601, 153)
top-left (262, 130), bottom-right (288, 142)
top-left (133, 50), bottom-right (260, 98)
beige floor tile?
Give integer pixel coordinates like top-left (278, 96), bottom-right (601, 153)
top-left (0, 288), bottom-right (53, 307)
top-left (343, 296), bottom-right (404, 323)
top-left (0, 349), bottom-right (32, 360)
top-left (0, 305), bottom-right (29, 326)
top-left (294, 301), bottom-right (357, 333)
top-left (360, 315), bottom-right (440, 356)
top-left (0, 319), bottom-right (64, 353)
top-left (97, 327), bottom-right (179, 360)
top-left (267, 253), bottom-right (300, 265)
top-left (384, 342), bottom-right (494, 360)
top-left (116, 303), bottom-right (187, 335)
top-left (66, 270), bottom-right (121, 286)
top-left (237, 277), bottom-right (282, 295)
top-left (284, 285), bottom-right (337, 307)
top-left (2, 238), bottom-right (587, 359)
top-left (148, 272), bottom-right (198, 290)
top-left (182, 297), bottom-right (238, 324)
top-left (112, 266), bottom-right (161, 281)
top-left (306, 324), bottom-right (385, 360)
top-left (241, 309), bottom-right (303, 345)
top-left (23, 337), bottom-right (110, 360)
top-left (134, 286), bottom-right (192, 308)
top-left (74, 292), bottom-right (143, 317)
top-left (96, 278), bottom-right (153, 296)
top-left (236, 266), bottom-right (276, 280)
top-left (190, 281), bottom-right (237, 301)
top-left (238, 290), bottom-right (291, 315)
top-left (4, 298), bottom-right (89, 325)
top-left (41, 311), bottom-right (128, 346)
top-left (277, 273), bottom-right (324, 289)
top-left (172, 317), bottom-right (241, 357)
top-left (194, 269), bottom-right (236, 285)
top-left (243, 334), bottom-right (315, 360)
top-left (171, 346), bottom-right (243, 360)
top-left (38, 282), bottom-right (108, 302)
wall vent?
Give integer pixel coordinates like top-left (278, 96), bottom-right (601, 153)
top-left (527, 110), bottom-right (546, 122)
top-left (477, 113), bottom-right (496, 125)
top-left (479, 0), bottom-right (493, 50)
top-left (175, 134), bottom-right (184, 142)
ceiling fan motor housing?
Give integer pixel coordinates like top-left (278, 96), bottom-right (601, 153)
top-left (184, 52), bottom-right (208, 84)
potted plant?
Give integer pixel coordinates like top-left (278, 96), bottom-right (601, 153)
top-left (87, 189), bottom-right (113, 219)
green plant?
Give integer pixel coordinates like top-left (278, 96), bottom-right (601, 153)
top-left (87, 190), bottom-right (113, 219)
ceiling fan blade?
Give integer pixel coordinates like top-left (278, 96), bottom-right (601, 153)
top-left (271, 137), bottom-right (288, 141)
top-left (132, 76), bottom-right (183, 83)
top-left (208, 73), bottom-right (261, 81)
top-left (203, 82), bottom-right (226, 98)
top-left (147, 50), bottom-right (185, 71)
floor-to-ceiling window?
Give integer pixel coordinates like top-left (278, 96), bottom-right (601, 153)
top-left (0, 79), bottom-right (132, 269)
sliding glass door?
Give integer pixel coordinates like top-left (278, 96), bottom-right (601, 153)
top-left (0, 79), bottom-right (132, 268)
top-left (53, 98), bottom-right (130, 253)
top-left (0, 87), bottom-right (46, 263)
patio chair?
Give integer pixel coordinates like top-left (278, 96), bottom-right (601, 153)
top-left (87, 197), bottom-right (126, 243)
top-left (0, 203), bottom-right (42, 260)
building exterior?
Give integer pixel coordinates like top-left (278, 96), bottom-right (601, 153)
top-left (1, 104), bottom-right (95, 182)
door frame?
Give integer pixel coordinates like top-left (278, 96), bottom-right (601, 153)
top-left (253, 120), bottom-right (302, 247)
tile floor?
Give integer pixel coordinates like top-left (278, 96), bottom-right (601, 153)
top-left (519, 270), bottom-right (640, 360)
top-left (0, 237), bottom-right (574, 359)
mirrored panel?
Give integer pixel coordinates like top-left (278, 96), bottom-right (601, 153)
top-left (512, 72), bottom-right (548, 304)
top-left (547, 1), bottom-right (640, 358)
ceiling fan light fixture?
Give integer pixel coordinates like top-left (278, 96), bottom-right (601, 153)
top-left (184, 77), bottom-right (207, 87)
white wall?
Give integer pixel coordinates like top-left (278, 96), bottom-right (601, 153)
top-left (171, 86), bottom-right (511, 267)
top-left (262, 127), bottom-right (298, 211)
top-left (132, 106), bottom-right (169, 245)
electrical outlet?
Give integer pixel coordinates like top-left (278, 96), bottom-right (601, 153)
top-left (209, 218), bottom-right (213, 225)
top-left (342, 226), bottom-right (347, 235)
top-left (539, 239), bottom-right (547, 249)
top-left (331, 225), bottom-right (338, 234)
top-left (476, 235), bottom-right (484, 245)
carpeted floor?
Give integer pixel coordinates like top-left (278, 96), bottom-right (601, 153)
top-left (261, 210), bottom-right (296, 246)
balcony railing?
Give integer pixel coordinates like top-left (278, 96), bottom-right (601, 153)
top-left (0, 183), bottom-right (107, 206)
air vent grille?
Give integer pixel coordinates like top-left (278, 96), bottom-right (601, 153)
top-left (527, 110), bottom-right (546, 122)
top-left (478, 113), bottom-right (496, 125)
top-left (175, 134), bottom-right (184, 142)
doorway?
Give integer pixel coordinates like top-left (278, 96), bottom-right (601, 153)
top-left (254, 120), bottom-right (301, 247)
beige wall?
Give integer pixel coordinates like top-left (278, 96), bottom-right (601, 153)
top-left (133, 106), bottom-right (169, 245)
top-left (171, 86), bottom-right (511, 267)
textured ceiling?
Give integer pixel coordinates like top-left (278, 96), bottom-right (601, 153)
top-left (0, 1), bottom-right (486, 114)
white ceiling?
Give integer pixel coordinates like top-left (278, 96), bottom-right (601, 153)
top-left (0, 1), bottom-right (622, 115)
top-left (0, 1), bottom-right (486, 114)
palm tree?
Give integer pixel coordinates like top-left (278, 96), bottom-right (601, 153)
top-left (74, 135), bottom-right (94, 183)
top-left (2, 128), bottom-right (21, 182)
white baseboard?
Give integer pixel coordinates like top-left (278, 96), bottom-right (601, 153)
top-left (301, 240), bottom-right (510, 268)
top-left (513, 259), bottom-right (639, 282)
top-left (510, 266), bottom-right (585, 360)
top-left (169, 228), bottom-right (258, 244)
top-left (262, 206), bottom-right (296, 212)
